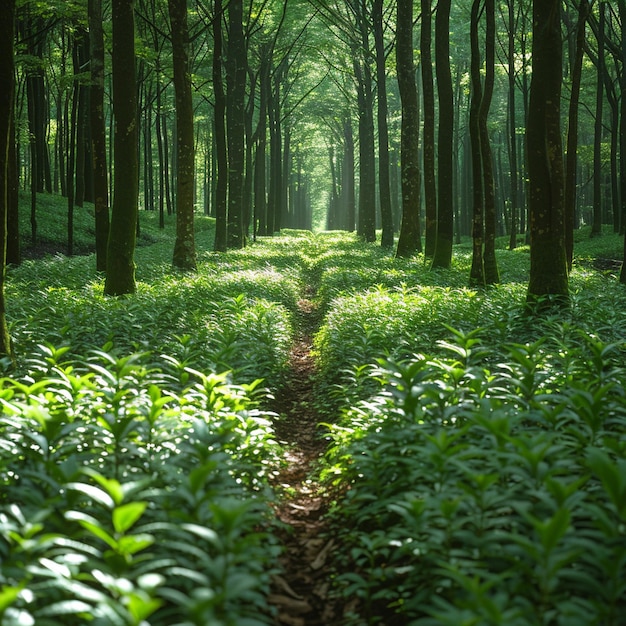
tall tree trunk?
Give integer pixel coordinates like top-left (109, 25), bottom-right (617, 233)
top-left (105, 0), bottom-right (139, 296)
top-left (508, 0), bottom-right (519, 251)
top-left (527, 0), bottom-right (568, 304)
top-left (354, 51), bottom-right (376, 243)
top-left (421, 0), bottom-right (437, 257)
top-left (88, 0), bottom-right (109, 271)
top-left (481, 0), bottom-right (499, 285)
top-left (6, 113), bottom-right (19, 266)
top-left (226, 0), bottom-right (246, 249)
top-left (395, 0), bottom-right (422, 258)
top-left (253, 53), bottom-right (269, 238)
top-left (67, 36), bottom-right (79, 257)
top-left (431, 0), bottom-right (454, 269)
top-left (343, 116), bottom-right (355, 231)
top-left (591, 1), bottom-right (605, 238)
top-left (469, 0), bottom-right (484, 286)
top-left (212, 0), bottom-right (227, 251)
top-left (618, 0), bottom-right (626, 284)
top-left (169, 0), bottom-right (197, 270)
top-left (0, 0), bottom-right (15, 357)
top-left (564, 0), bottom-right (589, 270)
top-left (373, 0), bottom-right (394, 248)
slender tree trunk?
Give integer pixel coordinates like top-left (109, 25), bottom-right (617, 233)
top-left (253, 54), bottom-right (269, 238)
top-left (373, 0), bottom-right (394, 248)
top-left (169, 0), bottom-right (197, 270)
top-left (0, 0), bottom-right (15, 357)
top-left (105, 0), bottom-right (139, 296)
top-left (591, 1), bottom-right (605, 238)
top-left (67, 36), bottom-right (79, 257)
top-left (343, 116), bottom-right (355, 232)
top-left (89, 0), bottom-right (109, 271)
top-left (618, 0), bottom-right (626, 285)
top-left (508, 1), bottom-right (519, 251)
top-left (481, 0), bottom-right (499, 285)
top-left (6, 113), bottom-right (19, 266)
top-left (469, 0), bottom-right (484, 286)
top-left (395, 0), bottom-right (422, 258)
top-left (226, 0), bottom-right (246, 249)
top-left (421, 0), bottom-right (437, 257)
top-left (527, 0), bottom-right (568, 304)
top-left (431, 0), bottom-right (454, 269)
top-left (213, 0), bottom-right (227, 251)
top-left (565, 0), bottom-right (589, 270)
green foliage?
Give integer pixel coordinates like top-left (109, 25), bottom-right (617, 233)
top-left (322, 324), bottom-right (626, 625)
top-left (0, 349), bottom-right (281, 625)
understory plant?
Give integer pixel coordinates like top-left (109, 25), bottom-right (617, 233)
top-left (0, 347), bottom-right (281, 625)
top-left (323, 326), bottom-right (626, 625)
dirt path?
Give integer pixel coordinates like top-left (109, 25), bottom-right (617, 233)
top-left (269, 289), bottom-right (341, 626)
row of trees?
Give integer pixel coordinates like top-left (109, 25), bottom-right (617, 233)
top-left (1, 0), bottom-right (626, 356)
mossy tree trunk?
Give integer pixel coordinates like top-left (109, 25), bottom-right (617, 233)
top-left (105, 0), bottom-right (139, 296)
top-left (395, 0), bottom-right (422, 258)
top-left (431, 0), bottom-right (454, 269)
top-left (168, 0), bottom-right (197, 270)
top-left (0, 0), bottom-right (15, 358)
top-left (526, 0), bottom-right (568, 304)
top-left (421, 0), bottom-right (437, 258)
top-left (88, 0), bottom-right (110, 272)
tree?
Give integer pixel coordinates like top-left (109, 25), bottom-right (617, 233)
top-left (564, 0), bottom-right (590, 270)
top-left (526, 0), bottom-right (568, 304)
top-left (169, 0), bottom-right (197, 270)
top-left (431, 0), bottom-right (454, 269)
top-left (395, 0), bottom-right (421, 258)
top-left (226, 0), bottom-right (246, 248)
top-left (88, 0), bottom-right (110, 272)
top-left (105, 0), bottom-right (139, 296)
top-left (0, 0), bottom-right (15, 357)
top-left (211, 0), bottom-right (228, 252)
top-left (373, 0), bottom-right (394, 248)
top-left (421, 0), bottom-right (437, 257)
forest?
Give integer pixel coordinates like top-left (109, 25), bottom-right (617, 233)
top-left (1, 0), bottom-right (626, 624)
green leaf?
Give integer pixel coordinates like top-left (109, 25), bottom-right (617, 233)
top-left (113, 502), bottom-right (148, 534)
top-left (67, 482), bottom-right (115, 509)
top-left (0, 586), bottom-right (21, 613)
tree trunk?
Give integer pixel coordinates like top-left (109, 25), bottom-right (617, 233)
top-left (373, 0), bottom-right (394, 248)
top-left (6, 112), bottom-right (19, 266)
top-left (105, 0), bottom-right (139, 296)
top-left (591, 1), bottom-right (605, 238)
top-left (226, 0), bottom-right (246, 249)
top-left (431, 0), bottom-right (454, 269)
top-left (564, 0), bottom-right (589, 270)
top-left (395, 0), bottom-right (422, 258)
top-left (0, 0), bottom-right (15, 357)
top-left (169, 0), bottom-right (197, 270)
top-left (468, 0), bottom-right (484, 286)
top-left (619, 0), bottom-right (626, 283)
top-left (507, 0), bottom-right (519, 251)
top-left (480, 0), bottom-right (499, 285)
top-left (212, 0), bottom-right (227, 251)
top-left (88, 0), bottom-right (109, 271)
top-left (527, 0), bottom-right (568, 304)
top-left (421, 0), bottom-right (437, 257)
top-left (342, 116), bottom-right (355, 231)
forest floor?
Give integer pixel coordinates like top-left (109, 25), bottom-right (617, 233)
top-left (268, 286), bottom-right (344, 626)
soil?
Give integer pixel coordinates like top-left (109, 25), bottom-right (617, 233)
top-left (268, 290), bottom-right (344, 626)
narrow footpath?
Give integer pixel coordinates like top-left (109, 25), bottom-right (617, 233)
top-left (269, 286), bottom-right (341, 626)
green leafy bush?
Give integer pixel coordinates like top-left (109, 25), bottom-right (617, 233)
top-left (323, 328), bottom-right (626, 625)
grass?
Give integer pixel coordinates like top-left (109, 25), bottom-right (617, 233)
top-left (1, 191), bottom-right (625, 624)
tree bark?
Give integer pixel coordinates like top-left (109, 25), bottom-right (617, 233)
top-left (591, 1), bottom-right (605, 238)
top-left (395, 0), bottom-right (422, 258)
top-left (564, 0), bottom-right (589, 270)
top-left (212, 0), bottom-right (228, 251)
top-left (507, 1), bottom-right (519, 251)
top-left (373, 0), bottom-right (394, 248)
top-left (169, 0), bottom-right (197, 270)
top-left (527, 0), bottom-right (568, 304)
top-left (480, 0), bottom-right (499, 285)
top-left (105, 0), bottom-right (139, 296)
top-left (0, 0), bottom-right (15, 357)
top-left (421, 0), bottom-right (437, 257)
top-left (431, 0), bottom-right (454, 269)
top-left (226, 0), bottom-right (246, 248)
top-left (88, 0), bottom-right (109, 271)
top-left (469, 0), bottom-right (484, 286)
